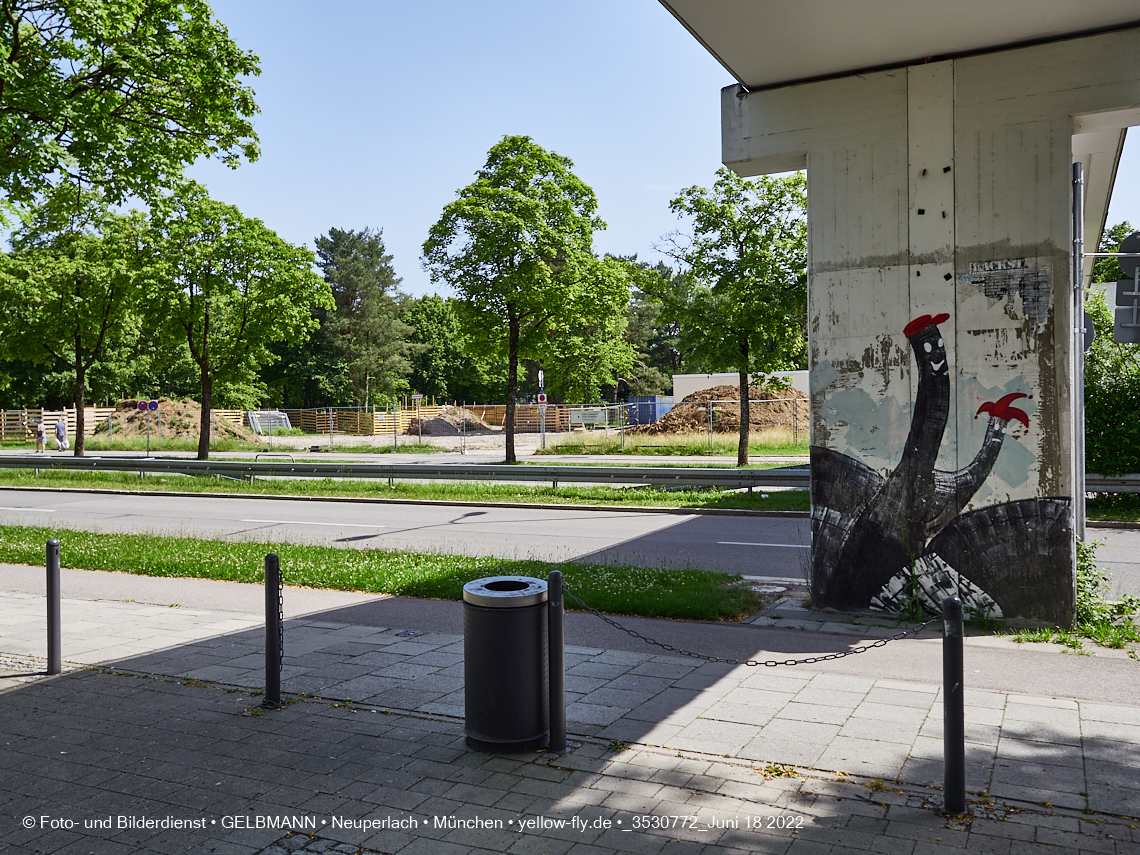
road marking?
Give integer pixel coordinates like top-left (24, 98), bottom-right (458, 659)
top-left (717, 541), bottom-right (809, 548)
top-left (242, 519), bottom-right (384, 529)
top-left (0, 506), bottom-right (56, 512)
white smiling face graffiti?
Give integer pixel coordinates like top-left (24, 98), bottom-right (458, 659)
top-left (922, 336), bottom-right (947, 374)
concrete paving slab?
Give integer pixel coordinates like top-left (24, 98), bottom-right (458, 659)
top-left (1, 580), bottom-right (1139, 853)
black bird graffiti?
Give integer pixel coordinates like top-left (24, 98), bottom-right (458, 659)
top-left (810, 312), bottom-right (1072, 623)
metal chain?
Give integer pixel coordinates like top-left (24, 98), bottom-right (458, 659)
top-left (562, 589), bottom-right (939, 667)
top-left (277, 572), bottom-right (285, 668)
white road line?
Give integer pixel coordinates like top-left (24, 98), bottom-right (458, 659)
top-left (717, 541), bottom-right (809, 548)
top-left (241, 519), bottom-right (384, 529)
top-left (0, 506), bottom-right (56, 512)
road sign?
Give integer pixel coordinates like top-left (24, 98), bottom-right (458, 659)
top-left (137, 401), bottom-right (147, 410)
top-left (147, 400), bottom-right (158, 411)
top-left (537, 393), bottom-right (547, 405)
top-left (1114, 274), bottom-right (1140, 344)
top-left (1120, 232), bottom-right (1140, 279)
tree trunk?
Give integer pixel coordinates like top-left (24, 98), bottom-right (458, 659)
top-left (738, 340), bottom-right (750, 468)
top-left (73, 338), bottom-right (86, 457)
top-left (505, 315), bottom-right (519, 464)
top-left (198, 370), bottom-right (212, 460)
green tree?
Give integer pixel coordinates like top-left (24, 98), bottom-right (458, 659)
top-left (401, 295), bottom-right (511, 403)
top-left (0, 187), bottom-right (146, 454)
top-left (663, 168), bottom-right (807, 466)
top-left (615, 257), bottom-right (691, 397)
top-left (146, 183), bottom-right (332, 458)
top-left (0, 0), bottom-right (259, 208)
top-left (1086, 221), bottom-right (1140, 475)
top-left (423, 135), bottom-right (626, 461)
top-left (540, 255), bottom-right (633, 403)
top-left (315, 227), bottom-right (414, 406)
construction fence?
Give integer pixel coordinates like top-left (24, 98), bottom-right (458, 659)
top-left (1, 407), bottom-right (248, 442)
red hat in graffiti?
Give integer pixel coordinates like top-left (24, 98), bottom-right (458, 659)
top-left (903, 313), bottom-right (950, 338)
top-left (976, 392), bottom-right (1030, 427)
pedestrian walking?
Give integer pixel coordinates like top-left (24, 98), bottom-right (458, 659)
top-left (35, 419), bottom-right (46, 453)
top-left (54, 415), bottom-right (68, 451)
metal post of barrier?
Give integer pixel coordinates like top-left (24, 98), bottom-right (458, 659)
top-left (942, 595), bottom-right (966, 814)
top-left (46, 539), bottom-right (61, 675)
top-left (263, 553), bottom-right (283, 709)
top-left (547, 570), bottom-right (566, 753)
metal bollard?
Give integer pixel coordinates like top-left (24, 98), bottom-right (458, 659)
top-left (263, 554), bottom-right (283, 709)
top-left (548, 570), bottom-right (566, 753)
top-left (942, 595), bottom-right (966, 814)
top-left (46, 539), bottom-right (61, 675)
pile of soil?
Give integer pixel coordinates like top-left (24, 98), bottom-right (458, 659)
top-left (405, 405), bottom-right (497, 436)
top-left (94, 398), bottom-right (260, 442)
top-left (627, 385), bottom-right (808, 435)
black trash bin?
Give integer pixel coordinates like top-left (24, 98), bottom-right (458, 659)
top-left (463, 576), bottom-right (549, 752)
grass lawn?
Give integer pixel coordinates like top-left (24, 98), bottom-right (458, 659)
top-left (1087, 493), bottom-right (1140, 522)
top-left (538, 429), bottom-right (808, 457)
top-left (0, 523), bottom-right (763, 621)
top-left (0, 469), bottom-right (811, 511)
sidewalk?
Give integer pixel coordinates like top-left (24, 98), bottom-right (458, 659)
top-left (2, 583), bottom-right (1138, 854)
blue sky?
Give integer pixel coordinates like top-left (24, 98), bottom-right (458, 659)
top-left (186, 1), bottom-right (1140, 296)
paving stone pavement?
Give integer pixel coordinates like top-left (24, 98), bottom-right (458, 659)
top-left (2, 589), bottom-right (1139, 853)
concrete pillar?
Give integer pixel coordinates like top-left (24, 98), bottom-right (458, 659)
top-left (723, 27), bottom-right (1140, 624)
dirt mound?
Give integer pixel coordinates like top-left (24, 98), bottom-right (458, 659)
top-left (405, 405), bottom-right (497, 436)
top-left (94, 399), bottom-right (259, 442)
top-left (628, 384), bottom-right (808, 435)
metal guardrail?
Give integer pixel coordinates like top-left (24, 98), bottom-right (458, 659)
top-left (0, 455), bottom-right (812, 489)
top-left (7, 456), bottom-right (1136, 492)
top-left (1086, 474), bottom-right (1140, 493)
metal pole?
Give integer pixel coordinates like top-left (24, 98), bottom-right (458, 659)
top-left (146, 411), bottom-right (151, 457)
top-left (263, 553), bottom-right (282, 709)
top-left (417, 399), bottom-right (422, 444)
top-left (393, 402), bottom-right (398, 449)
top-left (547, 570), bottom-right (566, 753)
top-left (328, 406), bottom-right (335, 447)
top-left (46, 539), bottom-right (61, 675)
top-left (1072, 162), bottom-right (1086, 542)
top-left (942, 595), bottom-right (966, 815)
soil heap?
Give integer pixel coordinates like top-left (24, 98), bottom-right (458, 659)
top-left (627, 385), bottom-right (808, 435)
top-left (94, 399), bottom-right (260, 442)
top-left (405, 405), bottom-right (497, 436)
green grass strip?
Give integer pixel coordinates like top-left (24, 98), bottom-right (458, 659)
top-left (0, 469), bottom-right (810, 512)
top-left (0, 523), bottom-right (762, 622)
top-left (538, 431), bottom-right (809, 457)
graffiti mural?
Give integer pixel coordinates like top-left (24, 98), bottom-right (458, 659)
top-left (810, 312), bottom-right (1072, 624)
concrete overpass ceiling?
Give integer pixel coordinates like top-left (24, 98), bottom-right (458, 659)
top-left (659, 1), bottom-right (1140, 90)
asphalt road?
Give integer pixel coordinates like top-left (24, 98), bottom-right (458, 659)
top-left (0, 489), bottom-right (811, 578)
top-left (2, 488), bottom-right (1139, 596)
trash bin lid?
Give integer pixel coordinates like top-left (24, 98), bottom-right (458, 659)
top-left (463, 576), bottom-right (548, 608)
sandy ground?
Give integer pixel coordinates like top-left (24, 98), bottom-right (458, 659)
top-left (259, 429), bottom-right (580, 454)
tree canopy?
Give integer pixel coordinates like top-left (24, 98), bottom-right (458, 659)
top-left (1086, 221), bottom-right (1140, 475)
top-left (0, 0), bottom-right (260, 207)
top-left (146, 182), bottom-right (331, 458)
top-left (662, 168), bottom-right (807, 465)
top-left (423, 135), bottom-right (629, 461)
top-left (0, 186), bottom-right (146, 453)
top-left (315, 227), bottom-right (415, 406)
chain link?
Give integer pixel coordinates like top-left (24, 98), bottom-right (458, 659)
top-left (562, 589), bottom-right (940, 667)
top-left (277, 573), bottom-right (285, 667)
